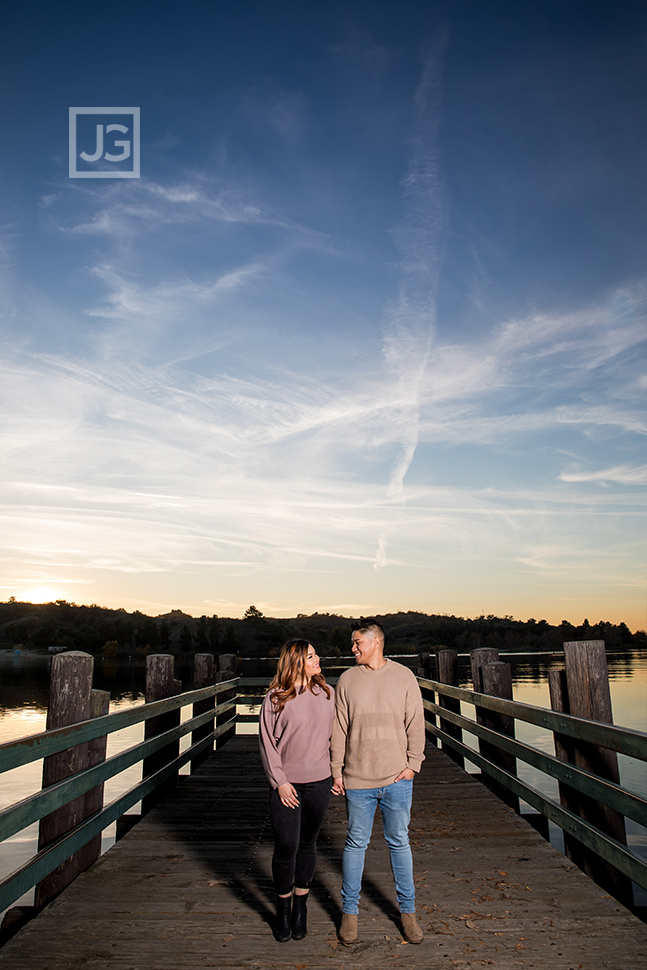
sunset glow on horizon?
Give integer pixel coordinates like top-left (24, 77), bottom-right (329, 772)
top-left (1, 2), bottom-right (645, 632)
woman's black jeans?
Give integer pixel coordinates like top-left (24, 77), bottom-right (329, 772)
top-left (269, 776), bottom-right (331, 895)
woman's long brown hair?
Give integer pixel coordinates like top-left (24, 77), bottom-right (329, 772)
top-left (268, 638), bottom-right (331, 713)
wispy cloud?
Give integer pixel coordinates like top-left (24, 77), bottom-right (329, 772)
top-left (381, 31), bottom-right (449, 518)
top-left (1, 34), bottom-right (644, 623)
top-left (2, 268), bottom-right (644, 613)
top-left (61, 178), bottom-right (325, 241)
top-left (560, 465), bottom-right (647, 485)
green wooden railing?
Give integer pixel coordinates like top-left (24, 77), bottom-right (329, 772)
top-left (0, 679), bottom-right (237, 914)
top-left (418, 677), bottom-right (647, 894)
top-left (2, 662), bottom-right (646, 920)
top-left (229, 669), bottom-right (647, 902)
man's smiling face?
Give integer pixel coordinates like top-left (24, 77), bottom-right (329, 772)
top-left (351, 629), bottom-right (381, 666)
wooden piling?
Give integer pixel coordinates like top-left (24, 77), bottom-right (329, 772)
top-left (215, 654), bottom-right (237, 749)
top-left (416, 650), bottom-right (430, 678)
top-left (218, 654), bottom-right (237, 678)
top-left (470, 647), bottom-right (499, 694)
top-left (481, 660), bottom-right (519, 812)
top-left (418, 651), bottom-right (437, 747)
top-left (35, 652), bottom-right (94, 908)
top-left (142, 655), bottom-right (179, 815)
top-left (469, 648), bottom-right (499, 779)
top-left (548, 666), bottom-right (585, 866)
top-left (191, 654), bottom-right (215, 772)
top-left (437, 649), bottom-right (464, 767)
top-left (551, 640), bottom-right (633, 907)
top-left (6, 736), bottom-right (647, 968)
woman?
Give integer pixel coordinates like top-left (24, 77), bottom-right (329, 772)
top-left (259, 638), bottom-right (334, 942)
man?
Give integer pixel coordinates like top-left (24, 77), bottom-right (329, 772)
top-left (331, 618), bottom-right (426, 945)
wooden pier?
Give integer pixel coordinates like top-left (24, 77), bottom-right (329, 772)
top-left (1, 735), bottom-right (645, 969)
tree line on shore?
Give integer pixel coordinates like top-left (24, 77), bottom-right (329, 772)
top-left (0, 599), bottom-right (643, 658)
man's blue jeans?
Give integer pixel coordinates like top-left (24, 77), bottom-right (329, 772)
top-left (342, 779), bottom-right (415, 914)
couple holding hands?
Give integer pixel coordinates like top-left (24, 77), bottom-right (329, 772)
top-left (259, 618), bottom-right (426, 945)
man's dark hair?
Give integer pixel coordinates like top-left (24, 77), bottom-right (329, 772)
top-left (350, 617), bottom-right (385, 636)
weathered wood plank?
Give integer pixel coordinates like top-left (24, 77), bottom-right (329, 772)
top-left (2, 736), bottom-right (646, 969)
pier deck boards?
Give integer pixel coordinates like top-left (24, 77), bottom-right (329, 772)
top-left (2, 736), bottom-right (645, 969)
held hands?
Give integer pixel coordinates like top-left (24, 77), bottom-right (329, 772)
top-left (277, 782), bottom-right (300, 809)
top-left (332, 769), bottom-right (412, 795)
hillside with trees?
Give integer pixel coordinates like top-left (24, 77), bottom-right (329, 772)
top-left (0, 599), bottom-right (642, 658)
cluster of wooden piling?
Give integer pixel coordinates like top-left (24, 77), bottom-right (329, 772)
top-left (34, 650), bottom-right (238, 910)
top-left (419, 640), bottom-right (633, 908)
top-left (4, 638), bottom-right (642, 947)
top-left (548, 641), bottom-right (632, 906)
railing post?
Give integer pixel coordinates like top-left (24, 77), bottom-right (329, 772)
top-left (142, 654), bottom-right (180, 815)
top-left (469, 647), bottom-right (499, 772)
top-left (437, 649), bottom-right (463, 767)
top-left (218, 654), bottom-right (237, 678)
top-left (470, 647), bottom-right (499, 695)
top-left (481, 661), bottom-right (519, 813)
top-left (418, 651), bottom-right (437, 747)
top-left (35, 652), bottom-right (96, 908)
top-left (548, 667), bottom-right (583, 863)
top-left (80, 689), bottom-right (110, 866)
top-left (191, 653), bottom-right (215, 772)
top-left (215, 654), bottom-right (237, 749)
top-left (550, 640), bottom-right (632, 906)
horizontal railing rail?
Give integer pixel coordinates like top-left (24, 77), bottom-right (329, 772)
top-left (418, 677), bottom-right (647, 893)
top-left (421, 699), bottom-right (647, 826)
top-left (424, 720), bottom-right (647, 889)
top-left (418, 678), bottom-right (647, 760)
top-left (0, 678), bottom-right (238, 914)
top-left (3, 655), bottom-right (645, 922)
top-left (0, 682), bottom-right (233, 773)
top-left (0, 702), bottom-right (234, 843)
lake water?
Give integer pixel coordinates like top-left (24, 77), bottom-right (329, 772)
top-left (1, 647), bottom-right (646, 916)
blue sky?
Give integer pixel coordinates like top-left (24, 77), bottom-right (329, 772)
top-left (1, 1), bottom-right (645, 627)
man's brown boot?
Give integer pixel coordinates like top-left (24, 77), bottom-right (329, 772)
top-left (401, 912), bottom-right (423, 944)
top-left (339, 913), bottom-right (358, 945)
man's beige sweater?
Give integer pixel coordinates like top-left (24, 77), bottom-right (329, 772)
top-left (330, 659), bottom-right (426, 789)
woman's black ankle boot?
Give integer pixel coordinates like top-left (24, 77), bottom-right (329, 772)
top-left (274, 895), bottom-right (292, 942)
top-left (292, 893), bottom-right (308, 940)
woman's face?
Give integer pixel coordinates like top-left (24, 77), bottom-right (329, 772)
top-left (303, 644), bottom-right (321, 681)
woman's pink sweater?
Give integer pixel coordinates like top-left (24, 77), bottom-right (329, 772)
top-left (259, 685), bottom-right (335, 789)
